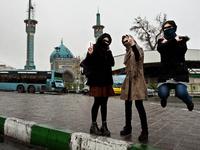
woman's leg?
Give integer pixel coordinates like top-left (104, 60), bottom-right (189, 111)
top-left (120, 100), bottom-right (132, 135)
top-left (135, 100), bottom-right (148, 131)
top-left (100, 97), bottom-right (108, 122)
top-left (158, 84), bottom-right (170, 107)
top-left (100, 97), bottom-right (110, 136)
top-left (135, 100), bottom-right (148, 141)
top-left (91, 97), bottom-right (101, 122)
top-left (175, 84), bottom-right (194, 111)
top-left (125, 100), bottom-right (132, 127)
top-left (90, 97), bottom-right (102, 135)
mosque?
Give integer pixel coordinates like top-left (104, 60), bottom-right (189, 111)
top-left (49, 11), bottom-right (104, 83)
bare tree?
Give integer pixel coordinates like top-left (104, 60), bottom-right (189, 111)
top-left (130, 13), bottom-right (167, 50)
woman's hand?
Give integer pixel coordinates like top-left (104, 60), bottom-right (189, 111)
top-left (88, 42), bottom-right (94, 55)
top-left (107, 46), bottom-right (110, 51)
top-left (127, 35), bottom-right (135, 45)
top-left (161, 37), bottom-right (167, 43)
top-left (175, 35), bottom-right (183, 42)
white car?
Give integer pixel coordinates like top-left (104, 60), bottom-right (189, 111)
top-left (82, 86), bottom-right (89, 94)
top-left (147, 85), bottom-right (155, 96)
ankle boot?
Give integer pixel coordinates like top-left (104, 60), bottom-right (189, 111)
top-left (120, 125), bottom-right (132, 135)
top-left (138, 130), bottom-right (148, 141)
top-left (100, 122), bottom-right (111, 136)
top-left (90, 122), bottom-right (102, 136)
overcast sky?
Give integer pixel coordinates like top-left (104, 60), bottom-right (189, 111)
top-left (0, 0), bottom-right (199, 70)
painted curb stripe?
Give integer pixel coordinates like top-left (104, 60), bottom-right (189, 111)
top-left (4, 117), bottom-right (36, 143)
top-left (31, 124), bottom-right (74, 150)
top-left (0, 115), bottom-right (7, 134)
top-left (0, 115), bottom-right (165, 150)
top-left (129, 143), bottom-right (165, 150)
top-left (70, 132), bottom-right (132, 150)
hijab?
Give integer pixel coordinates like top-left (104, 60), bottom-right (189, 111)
top-left (93, 33), bottom-right (112, 57)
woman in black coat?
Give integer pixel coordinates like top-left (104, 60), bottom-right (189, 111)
top-left (84, 33), bottom-right (115, 136)
top-left (157, 20), bottom-right (194, 111)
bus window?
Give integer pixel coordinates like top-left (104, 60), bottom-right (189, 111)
top-left (55, 72), bottom-right (62, 80)
top-left (0, 74), bottom-right (8, 82)
top-left (27, 74), bottom-right (37, 83)
top-left (37, 73), bottom-right (47, 84)
top-left (8, 72), bottom-right (17, 83)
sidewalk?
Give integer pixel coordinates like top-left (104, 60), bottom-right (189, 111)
top-left (0, 92), bottom-right (200, 149)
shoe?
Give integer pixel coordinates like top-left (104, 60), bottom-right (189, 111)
top-left (120, 125), bottom-right (132, 135)
top-left (138, 130), bottom-right (148, 141)
top-left (187, 101), bottom-right (194, 111)
top-left (161, 100), bottom-right (167, 108)
top-left (90, 122), bottom-right (102, 136)
top-left (100, 122), bottom-right (111, 136)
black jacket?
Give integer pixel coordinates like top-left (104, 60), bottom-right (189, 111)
top-left (84, 48), bottom-right (114, 86)
top-left (157, 37), bottom-right (189, 82)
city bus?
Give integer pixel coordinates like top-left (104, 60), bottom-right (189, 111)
top-left (0, 69), bottom-right (65, 93)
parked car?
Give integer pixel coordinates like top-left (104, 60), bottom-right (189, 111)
top-left (82, 86), bottom-right (89, 94)
top-left (112, 84), bottom-right (122, 95)
top-left (147, 85), bottom-right (155, 96)
top-left (82, 85), bottom-right (155, 96)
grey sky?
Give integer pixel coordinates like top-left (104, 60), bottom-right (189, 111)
top-left (0, 0), bottom-right (199, 70)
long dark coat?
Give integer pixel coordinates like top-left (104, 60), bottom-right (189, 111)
top-left (84, 34), bottom-right (115, 87)
top-left (120, 45), bottom-right (148, 101)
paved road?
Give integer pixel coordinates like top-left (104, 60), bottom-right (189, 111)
top-left (0, 91), bottom-right (200, 150)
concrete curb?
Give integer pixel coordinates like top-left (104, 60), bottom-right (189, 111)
top-left (0, 115), bottom-right (164, 150)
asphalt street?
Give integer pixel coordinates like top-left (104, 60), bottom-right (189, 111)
top-left (0, 91), bottom-right (200, 150)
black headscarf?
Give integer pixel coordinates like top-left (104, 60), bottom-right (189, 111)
top-left (93, 33), bottom-right (112, 57)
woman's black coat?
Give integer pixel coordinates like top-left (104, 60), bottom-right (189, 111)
top-left (84, 46), bottom-right (115, 86)
top-left (157, 37), bottom-right (189, 82)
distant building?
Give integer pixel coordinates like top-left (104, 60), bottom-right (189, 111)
top-left (50, 40), bottom-right (80, 83)
top-left (0, 64), bottom-right (15, 70)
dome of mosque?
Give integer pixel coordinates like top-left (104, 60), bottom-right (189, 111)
top-left (50, 42), bottom-right (74, 63)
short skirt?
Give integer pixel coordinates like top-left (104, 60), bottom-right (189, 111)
top-left (89, 85), bottom-right (115, 97)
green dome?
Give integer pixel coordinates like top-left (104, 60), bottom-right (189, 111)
top-left (50, 43), bottom-right (74, 62)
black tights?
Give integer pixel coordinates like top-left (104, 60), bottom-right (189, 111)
top-left (125, 100), bottom-right (148, 131)
top-left (91, 97), bottom-right (108, 122)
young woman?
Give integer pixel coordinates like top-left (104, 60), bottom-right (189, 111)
top-left (84, 33), bottom-right (115, 136)
top-left (157, 20), bottom-right (194, 111)
top-left (120, 34), bottom-right (148, 141)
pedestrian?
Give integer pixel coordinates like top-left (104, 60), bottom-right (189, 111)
top-left (84, 33), bottom-right (115, 136)
top-left (120, 34), bottom-right (149, 141)
top-left (157, 20), bottom-right (194, 111)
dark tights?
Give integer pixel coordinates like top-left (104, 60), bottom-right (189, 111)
top-left (125, 100), bottom-right (148, 131)
top-left (91, 97), bottom-right (108, 122)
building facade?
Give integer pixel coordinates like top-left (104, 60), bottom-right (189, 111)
top-left (50, 40), bottom-right (80, 83)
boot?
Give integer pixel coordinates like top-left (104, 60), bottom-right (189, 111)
top-left (120, 125), bottom-right (132, 135)
top-left (161, 100), bottom-right (167, 108)
top-left (187, 101), bottom-right (194, 111)
top-left (138, 130), bottom-right (148, 141)
top-left (90, 122), bottom-right (102, 136)
top-left (100, 122), bottom-right (111, 136)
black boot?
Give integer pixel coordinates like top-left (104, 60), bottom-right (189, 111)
top-left (100, 122), bottom-right (111, 136)
top-left (161, 100), bottom-right (167, 108)
top-left (120, 125), bottom-right (132, 135)
top-left (90, 122), bottom-right (102, 136)
top-left (187, 101), bottom-right (194, 111)
top-left (138, 130), bottom-right (148, 141)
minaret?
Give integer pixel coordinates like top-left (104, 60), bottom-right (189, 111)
top-left (92, 8), bottom-right (104, 42)
top-left (24, 0), bottom-right (37, 70)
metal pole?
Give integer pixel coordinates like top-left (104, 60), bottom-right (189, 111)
top-left (27, 0), bottom-right (31, 70)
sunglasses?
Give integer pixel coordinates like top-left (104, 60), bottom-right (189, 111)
top-left (103, 40), bottom-right (109, 43)
top-left (163, 26), bottom-right (173, 30)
